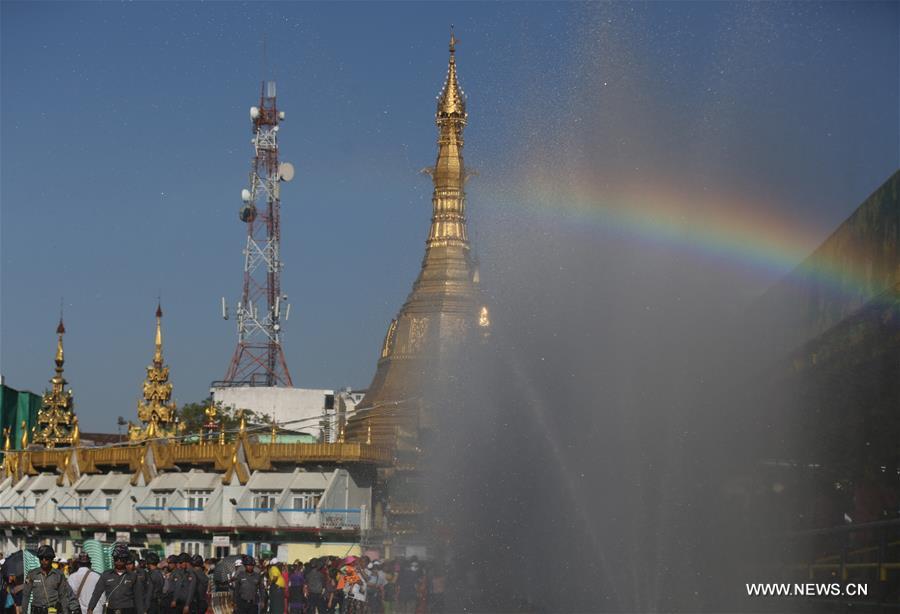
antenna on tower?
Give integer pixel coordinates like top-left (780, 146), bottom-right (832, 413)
top-left (262, 34), bottom-right (269, 81)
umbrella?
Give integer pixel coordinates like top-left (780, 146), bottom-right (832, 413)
top-left (213, 555), bottom-right (242, 587)
top-left (0, 550), bottom-right (38, 582)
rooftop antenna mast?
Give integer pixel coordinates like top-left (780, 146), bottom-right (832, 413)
top-left (220, 68), bottom-right (295, 387)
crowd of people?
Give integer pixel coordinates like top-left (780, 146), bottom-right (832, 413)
top-left (0, 546), bottom-right (447, 614)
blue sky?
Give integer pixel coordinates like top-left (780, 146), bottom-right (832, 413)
top-left (2, 2), bottom-right (897, 431)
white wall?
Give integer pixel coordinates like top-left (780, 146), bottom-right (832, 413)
top-left (210, 386), bottom-right (333, 434)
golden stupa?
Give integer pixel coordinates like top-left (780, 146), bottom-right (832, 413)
top-left (347, 32), bottom-right (489, 447)
top-left (129, 304), bottom-right (180, 441)
top-left (32, 318), bottom-right (78, 448)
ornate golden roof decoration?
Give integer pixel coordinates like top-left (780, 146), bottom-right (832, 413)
top-left (478, 305), bottom-right (490, 328)
top-left (129, 303), bottom-right (179, 441)
top-left (33, 317), bottom-right (77, 448)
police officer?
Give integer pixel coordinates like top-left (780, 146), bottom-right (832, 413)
top-left (22, 545), bottom-right (73, 614)
top-left (143, 553), bottom-right (164, 614)
top-left (169, 554), bottom-right (196, 614)
top-left (231, 557), bottom-right (263, 614)
top-left (132, 558), bottom-right (148, 614)
top-left (188, 556), bottom-right (207, 614)
top-left (160, 556), bottom-right (178, 614)
top-left (87, 543), bottom-right (145, 614)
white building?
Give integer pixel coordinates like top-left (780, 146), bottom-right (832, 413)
top-left (211, 386), bottom-right (366, 443)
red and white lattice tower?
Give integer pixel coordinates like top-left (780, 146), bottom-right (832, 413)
top-left (221, 80), bottom-right (294, 387)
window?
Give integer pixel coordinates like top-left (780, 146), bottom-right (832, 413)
top-left (252, 490), bottom-right (280, 511)
top-left (154, 494), bottom-right (168, 509)
top-left (181, 541), bottom-right (202, 555)
top-left (290, 490), bottom-right (323, 511)
top-left (102, 490), bottom-right (119, 510)
top-left (186, 490), bottom-right (211, 511)
top-left (77, 496), bottom-right (86, 509)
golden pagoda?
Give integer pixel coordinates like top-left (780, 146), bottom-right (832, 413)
top-left (32, 318), bottom-right (77, 448)
top-left (129, 303), bottom-right (179, 441)
top-left (347, 32), bottom-right (489, 447)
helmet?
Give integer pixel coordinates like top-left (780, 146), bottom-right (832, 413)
top-left (112, 543), bottom-right (131, 561)
top-left (241, 555), bottom-right (256, 567)
top-left (191, 554), bottom-right (204, 567)
top-left (145, 552), bottom-right (160, 565)
top-left (36, 545), bottom-right (55, 561)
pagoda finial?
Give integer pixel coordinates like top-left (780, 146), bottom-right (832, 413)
top-left (437, 27), bottom-right (466, 121)
top-left (154, 302), bottom-right (163, 365)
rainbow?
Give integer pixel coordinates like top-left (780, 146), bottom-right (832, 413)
top-left (482, 174), bottom-right (884, 301)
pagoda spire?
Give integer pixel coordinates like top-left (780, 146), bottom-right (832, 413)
top-left (129, 302), bottom-right (178, 441)
top-left (429, 27), bottom-right (468, 247)
top-left (33, 316), bottom-right (77, 448)
top-left (346, 32), bottom-right (489, 447)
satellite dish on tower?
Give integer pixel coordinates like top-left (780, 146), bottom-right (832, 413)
top-left (278, 162), bottom-right (295, 182)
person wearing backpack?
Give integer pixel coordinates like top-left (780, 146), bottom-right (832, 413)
top-left (67, 553), bottom-right (105, 614)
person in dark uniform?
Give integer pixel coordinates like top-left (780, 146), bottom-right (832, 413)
top-left (87, 543), bottom-right (145, 614)
top-left (144, 554), bottom-right (164, 614)
top-left (132, 556), bottom-right (147, 612)
top-left (161, 556), bottom-right (178, 614)
top-left (170, 555), bottom-right (196, 614)
top-left (231, 557), bottom-right (263, 614)
top-left (189, 556), bottom-right (207, 614)
top-left (21, 546), bottom-right (73, 614)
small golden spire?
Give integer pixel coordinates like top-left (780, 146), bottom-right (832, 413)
top-left (20, 420), bottom-right (28, 449)
top-left (34, 316), bottom-right (78, 448)
top-left (239, 410), bottom-right (246, 434)
top-left (72, 417), bottom-right (80, 447)
top-left (338, 424), bottom-right (346, 443)
top-left (270, 423), bottom-right (277, 445)
top-left (198, 426), bottom-right (204, 444)
top-left (366, 424), bottom-right (372, 445)
top-left (132, 303), bottom-right (177, 441)
top-left (219, 421), bottom-right (226, 445)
